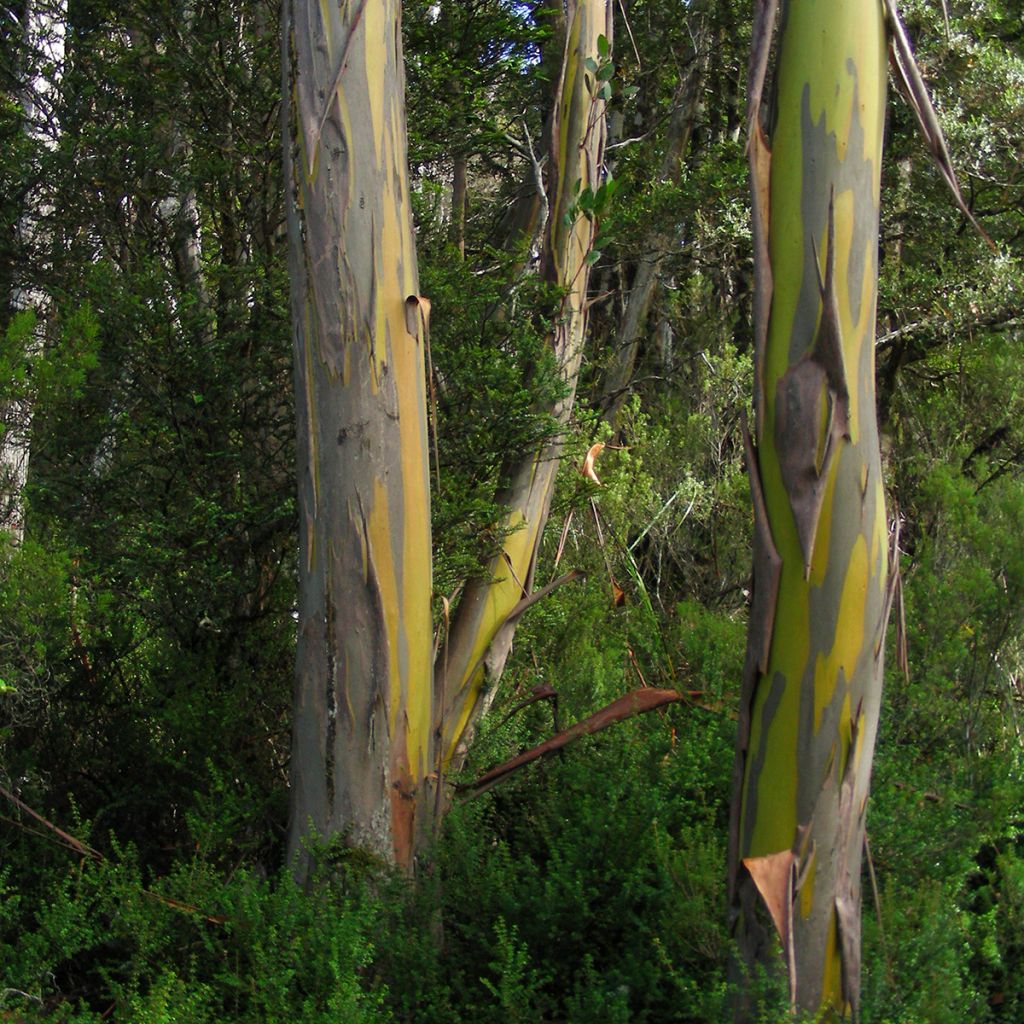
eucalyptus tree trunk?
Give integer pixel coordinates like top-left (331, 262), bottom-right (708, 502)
top-left (283, 0), bottom-right (434, 879)
top-left (729, 0), bottom-right (891, 1018)
top-left (436, 0), bottom-right (612, 779)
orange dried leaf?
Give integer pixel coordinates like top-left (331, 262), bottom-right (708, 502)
top-left (580, 442), bottom-right (606, 485)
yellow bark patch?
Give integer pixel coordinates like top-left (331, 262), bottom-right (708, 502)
top-left (443, 507), bottom-right (542, 767)
top-left (799, 848), bottom-right (817, 920)
top-left (319, 0), bottom-right (333, 50)
top-left (363, 0), bottom-right (386, 166)
top-left (833, 187), bottom-right (858, 440)
top-left (814, 535), bottom-right (868, 732)
top-left (367, 477), bottom-right (401, 731)
top-left (394, 331), bottom-right (432, 780)
top-left (821, 911), bottom-right (845, 1014)
top-left (808, 459), bottom-right (840, 588)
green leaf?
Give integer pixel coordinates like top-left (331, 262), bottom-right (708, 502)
top-left (597, 34), bottom-right (610, 59)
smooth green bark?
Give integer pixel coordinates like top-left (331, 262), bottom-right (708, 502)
top-left (730, 0), bottom-right (891, 1017)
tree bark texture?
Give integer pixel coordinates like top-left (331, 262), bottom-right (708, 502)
top-left (437, 0), bottom-right (612, 778)
top-left (284, 0), bottom-right (434, 878)
top-left (729, 0), bottom-right (891, 1018)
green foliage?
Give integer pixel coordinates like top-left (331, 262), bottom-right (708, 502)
top-left (0, 835), bottom-right (387, 1023)
top-left (429, 707), bottom-right (734, 1024)
top-left (421, 249), bottom-right (566, 594)
top-left (0, 538), bottom-right (73, 731)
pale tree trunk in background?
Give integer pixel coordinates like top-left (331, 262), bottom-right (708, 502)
top-left (729, 0), bottom-right (891, 1018)
top-left (3, 0), bottom-right (65, 542)
top-left (284, 0), bottom-right (434, 879)
top-left (437, 0), bottom-right (612, 780)
top-left (130, 5), bottom-right (212, 343)
top-left (600, 15), bottom-right (708, 428)
top-left (494, 0), bottom-right (568, 262)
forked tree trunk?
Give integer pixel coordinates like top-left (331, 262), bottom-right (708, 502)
top-left (436, 0), bottom-right (612, 780)
top-left (283, 0), bottom-right (434, 880)
top-left (729, 0), bottom-right (891, 1018)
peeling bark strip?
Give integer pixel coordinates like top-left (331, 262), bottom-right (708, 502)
top-left (459, 688), bottom-right (685, 798)
top-left (882, 0), bottom-right (995, 250)
top-left (729, 1), bottom-right (890, 1019)
top-left (284, 0), bottom-right (434, 878)
top-left (436, 0), bottom-right (613, 780)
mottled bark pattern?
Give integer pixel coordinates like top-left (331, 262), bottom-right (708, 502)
top-left (284, 0), bottom-right (433, 877)
top-left (437, 0), bottom-right (612, 776)
top-left (730, 0), bottom-right (889, 1018)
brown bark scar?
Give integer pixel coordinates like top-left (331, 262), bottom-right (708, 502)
top-left (747, 0), bottom-right (778, 435)
top-left (728, 421), bottom-right (782, 900)
top-left (774, 194), bottom-right (850, 576)
top-left (747, 0), bottom-right (779, 144)
top-left (750, 130), bottom-right (773, 436)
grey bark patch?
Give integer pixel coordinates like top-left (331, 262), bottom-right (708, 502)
top-left (790, 77), bottom-right (877, 369)
top-left (834, 714), bottom-right (864, 1017)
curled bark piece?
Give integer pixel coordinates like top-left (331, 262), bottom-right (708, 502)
top-left (742, 418), bottom-right (782, 681)
top-left (834, 713), bottom-right (864, 1016)
top-left (883, 0), bottom-right (996, 251)
top-left (743, 849), bottom-right (797, 1008)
